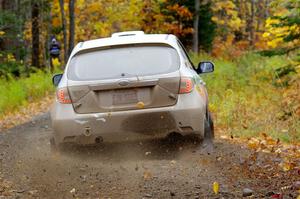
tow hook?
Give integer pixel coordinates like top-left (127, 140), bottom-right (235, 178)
top-left (84, 127), bottom-right (91, 136)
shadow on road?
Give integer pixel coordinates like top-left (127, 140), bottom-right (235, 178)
top-left (56, 134), bottom-right (204, 161)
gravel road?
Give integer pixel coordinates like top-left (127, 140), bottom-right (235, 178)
top-left (0, 113), bottom-right (298, 199)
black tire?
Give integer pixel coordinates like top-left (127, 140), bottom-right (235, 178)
top-left (166, 132), bottom-right (184, 143)
top-left (204, 112), bottom-right (214, 141)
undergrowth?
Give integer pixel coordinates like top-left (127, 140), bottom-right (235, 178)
top-left (192, 53), bottom-right (300, 143)
top-left (0, 71), bottom-right (54, 115)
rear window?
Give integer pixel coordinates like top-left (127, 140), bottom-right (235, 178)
top-left (67, 44), bottom-right (180, 81)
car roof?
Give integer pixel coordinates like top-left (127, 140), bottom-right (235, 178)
top-left (70, 31), bottom-right (178, 57)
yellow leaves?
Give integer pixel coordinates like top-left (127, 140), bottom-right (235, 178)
top-left (213, 182), bottom-right (219, 194)
top-left (6, 54), bottom-right (16, 62)
top-left (265, 18), bottom-right (281, 28)
top-left (212, 0), bottom-right (242, 31)
top-left (93, 23), bottom-right (102, 34)
top-left (23, 21), bottom-right (32, 41)
top-left (136, 101), bottom-right (145, 109)
top-left (279, 160), bottom-right (295, 172)
top-left (213, 1), bottom-right (236, 11)
top-left (76, 0), bottom-right (85, 9)
top-left (51, 0), bottom-right (64, 28)
top-left (261, 133), bottom-right (279, 146)
top-left (143, 170), bottom-right (152, 180)
top-left (168, 4), bottom-right (192, 19)
top-left (218, 20), bottom-right (225, 25)
top-left (248, 138), bottom-right (260, 150)
top-left (72, 0), bottom-right (150, 40)
top-left (267, 38), bottom-right (283, 48)
top-left (290, 24), bottom-right (300, 32)
top-left (0, 31), bottom-right (5, 36)
top-left (262, 32), bottom-right (270, 38)
top-left (52, 17), bottom-right (61, 28)
top-left (49, 0), bottom-right (193, 44)
top-left (263, 3), bottom-right (300, 48)
top-left (87, 2), bottom-right (102, 13)
top-left (209, 103), bottom-right (217, 113)
top-left (247, 133), bottom-right (282, 152)
top-left (211, 16), bottom-right (218, 23)
top-left (246, 133), bottom-right (300, 173)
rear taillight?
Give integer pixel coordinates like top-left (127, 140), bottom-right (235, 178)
top-left (56, 87), bottom-right (72, 104)
top-left (179, 77), bottom-right (194, 94)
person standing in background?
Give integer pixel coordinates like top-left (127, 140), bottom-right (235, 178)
top-left (49, 36), bottom-right (61, 71)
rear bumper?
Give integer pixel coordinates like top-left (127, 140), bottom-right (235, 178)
top-left (51, 91), bottom-right (206, 144)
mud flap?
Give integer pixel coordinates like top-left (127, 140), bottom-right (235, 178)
top-left (201, 112), bottom-right (214, 154)
top-left (50, 137), bottom-right (58, 152)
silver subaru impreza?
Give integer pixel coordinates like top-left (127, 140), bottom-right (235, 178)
top-left (50, 31), bottom-right (214, 147)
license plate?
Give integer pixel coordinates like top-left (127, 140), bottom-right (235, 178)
top-left (113, 89), bottom-right (138, 105)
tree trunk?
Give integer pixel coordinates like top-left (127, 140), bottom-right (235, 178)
top-left (59, 0), bottom-right (68, 64)
top-left (1, 0), bottom-right (14, 10)
top-left (193, 0), bottom-right (200, 53)
top-left (256, 0), bottom-right (264, 32)
top-left (31, 1), bottom-right (40, 68)
top-left (0, 0), bottom-right (16, 52)
top-left (41, 0), bottom-right (51, 69)
top-left (15, 0), bottom-right (21, 61)
top-left (264, 0), bottom-right (269, 19)
top-left (0, 0), bottom-right (2, 10)
top-left (68, 0), bottom-right (76, 56)
top-left (249, 0), bottom-right (255, 46)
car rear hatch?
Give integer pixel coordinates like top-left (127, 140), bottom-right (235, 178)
top-left (66, 43), bottom-right (181, 114)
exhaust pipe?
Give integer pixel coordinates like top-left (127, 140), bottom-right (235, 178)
top-left (95, 136), bottom-right (103, 143)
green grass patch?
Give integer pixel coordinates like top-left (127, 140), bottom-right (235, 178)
top-left (0, 71), bottom-right (54, 116)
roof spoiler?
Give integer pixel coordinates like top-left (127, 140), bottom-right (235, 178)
top-left (111, 31), bottom-right (145, 38)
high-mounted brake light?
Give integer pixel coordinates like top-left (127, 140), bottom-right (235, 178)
top-left (179, 77), bottom-right (194, 94)
top-left (56, 87), bottom-right (72, 104)
top-left (111, 31), bottom-right (145, 38)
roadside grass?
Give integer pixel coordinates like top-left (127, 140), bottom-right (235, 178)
top-left (192, 53), bottom-right (300, 143)
top-left (0, 71), bottom-right (54, 116)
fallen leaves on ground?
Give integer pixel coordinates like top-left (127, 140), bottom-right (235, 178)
top-left (143, 170), bottom-right (152, 180)
top-left (213, 181), bottom-right (219, 194)
top-left (0, 95), bottom-right (54, 132)
top-left (0, 176), bottom-right (13, 197)
top-left (219, 131), bottom-right (300, 198)
top-left (220, 132), bottom-right (300, 172)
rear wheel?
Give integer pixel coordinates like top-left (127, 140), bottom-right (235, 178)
top-left (204, 112), bottom-right (214, 141)
top-left (201, 112), bottom-right (214, 153)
